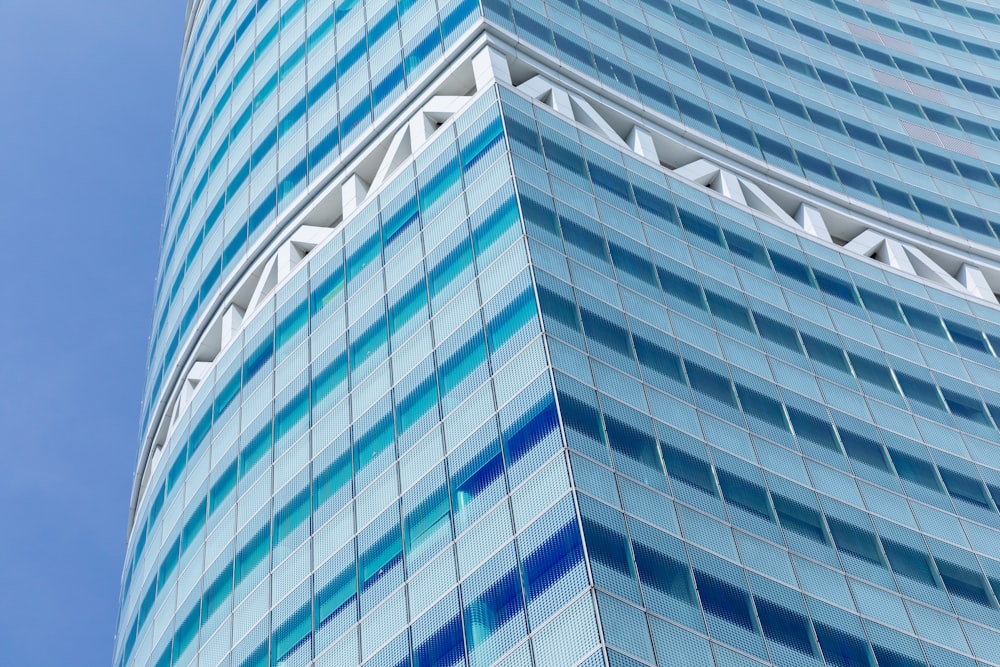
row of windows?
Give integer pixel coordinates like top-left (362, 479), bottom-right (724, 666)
top-left (158, 0), bottom-right (460, 336)
top-left (559, 365), bottom-right (1000, 627)
top-left (505, 93), bottom-right (1000, 660)
top-left (506, 91), bottom-right (1000, 665)
top-left (141, 52), bottom-right (487, 452)
top-left (168, 0), bottom-right (1000, 278)
top-left (545, 0), bottom-right (1000, 144)
top-left (526, 203), bottom-right (1000, 438)
top-left (168, 0), bottom-right (407, 234)
top-left (892, 0), bottom-right (1000, 27)
top-left (537, 248), bottom-right (1000, 532)
top-left (128, 174), bottom-right (516, 631)
top-left (529, 213), bottom-right (1000, 617)
top-left (230, 494), bottom-right (589, 667)
top-left (135, 348), bottom-right (1000, 667)
top-left (505, 94), bottom-right (1000, 530)
top-left (800, 0), bottom-right (1000, 59)
top-left (155, 0), bottom-right (443, 349)
top-left (707, 0), bottom-right (1000, 99)
top-left (171, 0), bottom-right (1000, 237)
top-left (485, 0), bottom-right (1000, 247)
top-left (173, 0), bottom-right (241, 147)
top-left (120, 97), bottom-right (520, 657)
top-left (167, 0), bottom-right (469, 262)
top-left (123, 366), bottom-right (561, 667)
top-left (580, 486), bottom-right (1000, 666)
top-left (156, 0), bottom-right (326, 412)
top-left (133, 220), bottom-right (530, 615)
top-left (501, 89), bottom-right (1000, 373)
top-left (172, 0), bottom-right (290, 192)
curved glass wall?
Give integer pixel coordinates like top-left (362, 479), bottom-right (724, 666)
top-left (116, 1), bottom-right (1000, 666)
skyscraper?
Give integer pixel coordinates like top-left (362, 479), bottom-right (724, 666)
top-left (114, 0), bottom-right (1000, 665)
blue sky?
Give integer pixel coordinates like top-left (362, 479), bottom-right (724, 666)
top-left (0, 2), bottom-right (186, 664)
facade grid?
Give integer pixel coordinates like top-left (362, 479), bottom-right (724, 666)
top-left (115, 1), bottom-right (1000, 666)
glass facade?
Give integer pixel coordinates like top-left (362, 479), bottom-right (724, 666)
top-left (116, 1), bottom-right (1000, 666)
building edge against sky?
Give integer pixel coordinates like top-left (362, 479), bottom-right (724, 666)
top-left (114, 1), bottom-right (1000, 666)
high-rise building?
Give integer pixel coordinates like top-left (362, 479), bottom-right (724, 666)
top-left (114, 0), bottom-right (1000, 665)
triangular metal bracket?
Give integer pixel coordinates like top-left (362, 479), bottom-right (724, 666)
top-left (673, 158), bottom-right (720, 186)
top-left (568, 95), bottom-right (628, 148)
top-left (627, 126), bottom-right (658, 161)
top-left (795, 204), bottom-right (833, 243)
top-left (245, 255), bottom-right (278, 316)
top-left (843, 229), bottom-right (886, 258)
top-left (903, 245), bottom-right (963, 291)
top-left (517, 75), bottom-right (574, 119)
top-left (957, 264), bottom-right (998, 303)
